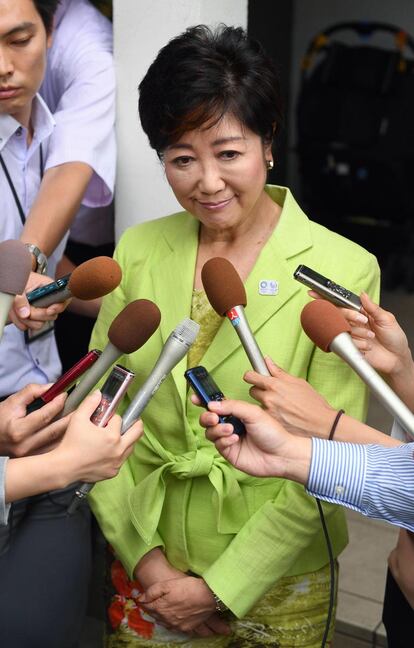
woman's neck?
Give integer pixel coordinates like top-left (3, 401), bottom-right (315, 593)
top-left (194, 191), bottom-right (282, 289)
top-left (200, 192), bottom-right (280, 247)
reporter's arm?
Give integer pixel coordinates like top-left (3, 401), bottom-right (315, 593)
top-left (246, 358), bottom-right (402, 447)
top-left (4, 451), bottom-right (71, 503)
top-left (4, 391), bottom-right (143, 505)
top-left (313, 290), bottom-right (414, 411)
top-left (307, 438), bottom-right (414, 532)
top-left (332, 413), bottom-right (401, 446)
top-left (20, 163), bottom-right (94, 260)
top-left (201, 399), bottom-right (413, 533)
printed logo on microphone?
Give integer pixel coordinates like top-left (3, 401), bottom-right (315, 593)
top-left (227, 308), bottom-right (240, 327)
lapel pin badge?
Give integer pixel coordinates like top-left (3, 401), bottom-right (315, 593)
top-left (259, 279), bottom-right (278, 296)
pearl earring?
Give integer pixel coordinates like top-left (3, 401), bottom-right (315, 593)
top-left (266, 160), bottom-right (274, 170)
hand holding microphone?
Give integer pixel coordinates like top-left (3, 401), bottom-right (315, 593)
top-left (59, 391), bottom-right (143, 486)
top-left (301, 299), bottom-right (414, 439)
top-left (10, 256), bottom-right (122, 334)
top-left (201, 257), bottom-right (270, 375)
top-left (26, 349), bottom-right (101, 414)
top-left (0, 240), bottom-right (32, 339)
top-left (244, 356), bottom-right (337, 440)
top-left (0, 384), bottom-right (68, 457)
top-left (67, 364), bottom-right (137, 513)
top-left (5, 391), bottom-right (144, 505)
top-left (334, 292), bottom-right (414, 412)
top-left (26, 256), bottom-right (122, 308)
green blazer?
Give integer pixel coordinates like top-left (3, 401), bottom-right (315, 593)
top-left (89, 186), bottom-right (380, 618)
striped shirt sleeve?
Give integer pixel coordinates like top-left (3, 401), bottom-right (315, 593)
top-left (306, 438), bottom-right (414, 532)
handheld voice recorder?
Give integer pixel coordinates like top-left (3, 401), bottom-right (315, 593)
top-left (67, 364), bottom-right (135, 515)
top-left (185, 365), bottom-right (246, 437)
top-left (90, 364), bottom-right (135, 427)
top-left (24, 275), bottom-right (72, 345)
top-left (26, 274), bottom-right (70, 304)
top-left (26, 349), bottom-right (101, 414)
top-left (293, 264), bottom-right (362, 312)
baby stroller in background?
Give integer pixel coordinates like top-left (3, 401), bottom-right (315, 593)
top-left (296, 21), bottom-right (414, 290)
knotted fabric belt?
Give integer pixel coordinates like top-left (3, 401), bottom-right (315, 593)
top-left (128, 435), bottom-right (251, 545)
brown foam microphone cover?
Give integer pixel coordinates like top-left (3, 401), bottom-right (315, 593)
top-left (0, 240), bottom-right (32, 295)
top-left (68, 257), bottom-right (122, 300)
top-left (108, 299), bottom-right (161, 354)
top-left (201, 257), bottom-right (247, 316)
top-left (301, 300), bottom-right (351, 352)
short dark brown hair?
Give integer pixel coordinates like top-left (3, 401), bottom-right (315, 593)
top-left (139, 24), bottom-right (283, 156)
top-left (33, 0), bottom-right (60, 33)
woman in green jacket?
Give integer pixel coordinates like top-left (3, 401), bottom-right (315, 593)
top-left (89, 25), bottom-right (380, 647)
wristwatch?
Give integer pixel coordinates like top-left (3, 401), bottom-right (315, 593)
top-left (25, 244), bottom-right (48, 275)
top-left (212, 593), bottom-right (229, 614)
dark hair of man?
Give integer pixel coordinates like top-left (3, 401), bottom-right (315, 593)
top-left (138, 24), bottom-right (283, 156)
top-left (33, 0), bottom-right (60, 34)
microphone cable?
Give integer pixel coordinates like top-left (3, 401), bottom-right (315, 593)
top-left (314, 497), bottom-right (336, 648)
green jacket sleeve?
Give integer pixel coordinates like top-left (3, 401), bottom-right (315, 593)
top-left (87, 233), bottom-right (165, 576)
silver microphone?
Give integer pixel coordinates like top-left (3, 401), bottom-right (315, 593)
top-left (201, 257), bottom-right (270, 376)
top-left (67, 318), bottom-right (199, 512)
top-left (224, 305), bottom-right (270, 375)
top-left (301, 300), bottom-right (414, 440)
top-left (121, 317), bottom-right (200, 433)
top-left (61, 299), bottom-right (161, 416)
top-left (330, 332), bottom-right (414, 439)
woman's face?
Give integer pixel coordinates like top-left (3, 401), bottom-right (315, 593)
top-left (163, 113), bottom-right (272, 233)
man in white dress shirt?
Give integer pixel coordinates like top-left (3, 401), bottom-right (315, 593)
top-left (1, 0), bottom-right (116, 397)
top-left (0, 1), bottom-right (115, 645)
top-left (40, 0), bottom-right (116, 370)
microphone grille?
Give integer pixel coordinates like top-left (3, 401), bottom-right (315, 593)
top-left (68, 257), bottom-right (122, 300)
top-left (109, 299), bottom-right (161, 354)
top-left (0, 240), bottom-right (32, 296)
top-left (301, 299), bottom-right (351, 352)
top-left (201, 257), bottom-right (247, 315)
top-left (172, 318), bottom-right (200, 347)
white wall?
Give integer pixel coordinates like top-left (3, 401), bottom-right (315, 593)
top-left (113, 0), bottom-right (247, 239)
top-left (288, 0), bottom-right (414, 193)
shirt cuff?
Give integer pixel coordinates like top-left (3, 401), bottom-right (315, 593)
top-left (306, 438), bottom-right (367, 509)
top-left (391, 419), bottom-right (410, 442)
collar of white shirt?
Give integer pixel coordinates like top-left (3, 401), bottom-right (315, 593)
top-left (0, 94), bottom-right (55, 154)
top-left (54, 0), bottom-right (70, 27)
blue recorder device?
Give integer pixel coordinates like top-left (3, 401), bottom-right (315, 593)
top-left (185, 365), bottom-right (246, 437)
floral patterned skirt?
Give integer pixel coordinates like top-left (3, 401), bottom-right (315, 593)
top-left (105, 555), bottom-right (337, 648)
